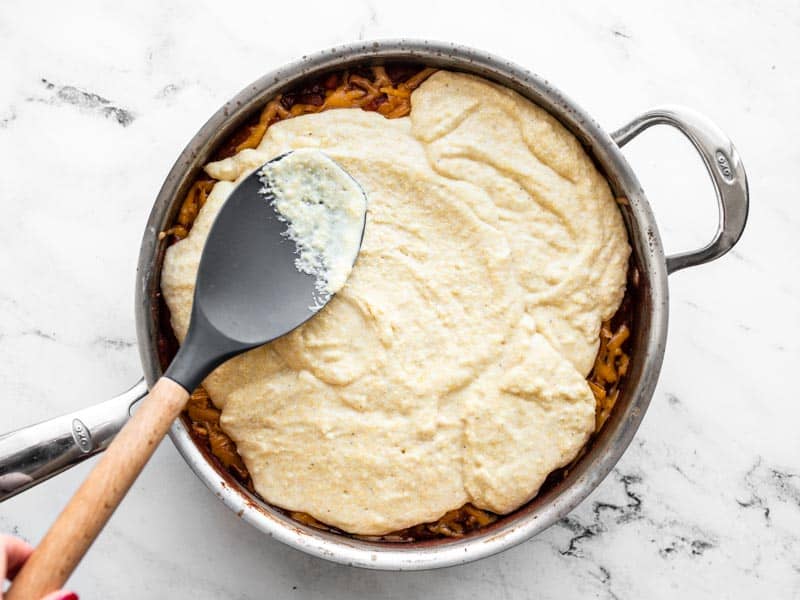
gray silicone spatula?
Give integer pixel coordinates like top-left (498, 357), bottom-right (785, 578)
top-left (8, 151), bottom-right (367, 600)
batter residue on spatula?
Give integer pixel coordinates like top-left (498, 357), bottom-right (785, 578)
top-left (259, 149), bottom-right (367, 308)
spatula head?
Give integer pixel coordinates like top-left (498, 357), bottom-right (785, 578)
top-left (164, 151), bottom-right (367, 391)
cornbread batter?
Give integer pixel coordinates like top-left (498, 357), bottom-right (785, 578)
top-left (161, 71), bottom-right (630, 535)
top-left (259, 149), bottom-right (366, 304)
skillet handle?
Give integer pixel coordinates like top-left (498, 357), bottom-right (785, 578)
top-left (0, 379), bottom-right (148, 502)
top-left (611, 105), bottom-right (749, 274)
top-left (7, 377), bottom-right (189, 600)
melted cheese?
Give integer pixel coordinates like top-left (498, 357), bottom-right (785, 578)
top-left (161, 71), bottom-right (630, 535)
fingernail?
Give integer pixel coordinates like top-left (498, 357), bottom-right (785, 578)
top-left (57, 593), bottom-right (79, 600)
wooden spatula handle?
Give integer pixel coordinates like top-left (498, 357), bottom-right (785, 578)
top-left (7, 377), bottom-right (189, 600)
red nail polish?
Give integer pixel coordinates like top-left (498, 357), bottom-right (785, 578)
top-left (58, 593), bottom-right (79, 600)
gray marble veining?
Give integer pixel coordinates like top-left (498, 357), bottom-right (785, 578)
top-left (1, 0), bottom-right (798, 597)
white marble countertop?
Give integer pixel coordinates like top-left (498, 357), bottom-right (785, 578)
top-left (1, 1), bottom-right (798, 598)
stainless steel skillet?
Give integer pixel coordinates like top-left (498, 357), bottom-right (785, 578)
top-left (0, 40), bottom-right (748, 570)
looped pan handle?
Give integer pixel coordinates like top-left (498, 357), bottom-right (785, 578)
top-left (612, 105), bottom-right (749, 274)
